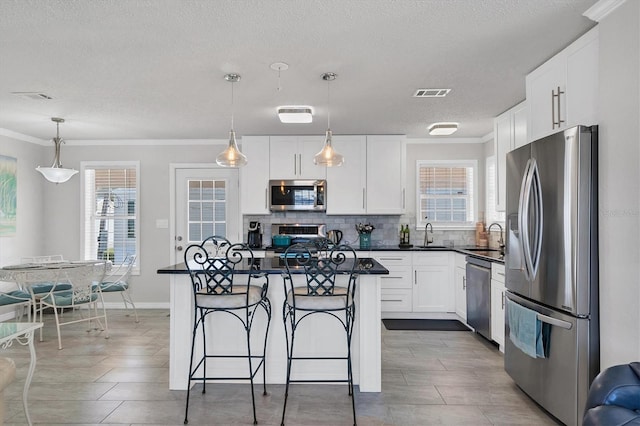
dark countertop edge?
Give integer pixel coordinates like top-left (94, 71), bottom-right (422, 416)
top-left (157, 258), bottom-right (390, 275)
top-left (205, 246), bottom-right (504, 264)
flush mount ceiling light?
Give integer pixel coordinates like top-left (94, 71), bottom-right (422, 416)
top-left (36, 117), bottom-right (78, 183)
top-left (216, 73), bottom-right (247, 167)
top-left (314, 72), bottom-right (344, 167)
top-left (277, 106), bottom-right (313, 123)
top-left (428, 122), bottom-right (459, 136)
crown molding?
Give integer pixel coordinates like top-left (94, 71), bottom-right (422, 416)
top-left (583, 0), bottom-right (627, 22)
top-left (0, 128), bottom-right (46, 145)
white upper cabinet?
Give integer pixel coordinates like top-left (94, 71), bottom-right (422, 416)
top-left (526, 27), bottom-right (599, 142)
top-left (239, 136), bottom-right (270, 215)
top-left (326, 135), bottom-right (367, 215)
top-left (269, 135), bottom-right (326, 180)
top-left (366, 135), bottom-right (406, 214)
top-left (494, 101), bottom-right (527, 211)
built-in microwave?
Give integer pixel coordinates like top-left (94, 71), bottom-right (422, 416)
top-left (269, 179), bottom-right (326, 212)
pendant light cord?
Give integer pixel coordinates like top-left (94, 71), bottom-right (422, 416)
top-left (327, 77), bottom-right (331, 129)
top-left (230, 80), bottom-right (235, 131)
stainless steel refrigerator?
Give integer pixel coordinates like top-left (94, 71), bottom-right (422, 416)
top-left (504, 125), bottom-right (599, 426)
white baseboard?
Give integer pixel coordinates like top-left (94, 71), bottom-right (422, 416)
top-left (101, 302), bottom-right (170, 310)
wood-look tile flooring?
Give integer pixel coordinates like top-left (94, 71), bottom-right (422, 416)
top-left (3, 309), bottom-right (558, 425)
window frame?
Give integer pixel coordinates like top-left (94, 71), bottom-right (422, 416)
top-left (415, 159), bottom-right (478, 230)
top-left (80, 161), bottom-right (140, 274)
top-left (485, 155), bottom-right (506, 225)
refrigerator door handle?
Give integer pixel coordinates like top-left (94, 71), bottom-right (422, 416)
top-left (529, 160), bottom-right (543, 279)
top-left (518, 159), bottom-right (533, 280)
top-left (536, 312), bottom-right (572, 330)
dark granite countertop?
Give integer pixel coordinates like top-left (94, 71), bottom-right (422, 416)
top-left (157, 257), bottom-right (390, 275)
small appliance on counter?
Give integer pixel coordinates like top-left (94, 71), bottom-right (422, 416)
top-left (247, 221), bottom-right (263, 248)
top-left (327, 229), bottom-right (343, 245)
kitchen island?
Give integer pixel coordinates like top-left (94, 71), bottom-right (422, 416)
top-left (157, 256), bottom-right (389, 392)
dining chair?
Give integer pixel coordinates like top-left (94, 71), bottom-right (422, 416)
top-left (0, 283), bottom-right (32, 321)
top-left (97, 254), bottom-right (138, 322)
top-left (20, 255), bottom-right (71, 320)
top-left (183, 236), bottom-right (271, 425)
top-left (280, 241), bottom-right (359, 426)
top-left (36, 262), bottom-right (110, 350)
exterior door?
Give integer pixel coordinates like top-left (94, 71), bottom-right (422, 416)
top-left (172, 167), bottom-right (239, 263)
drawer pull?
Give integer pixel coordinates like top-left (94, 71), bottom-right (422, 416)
top-left (382, 299), bottom-right (404, 302)
top-left (381, 276), bottom-right (403, 279)
top-left (379, 257), bottom-right (404, 261)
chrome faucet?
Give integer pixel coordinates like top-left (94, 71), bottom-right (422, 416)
top-left (423, 222), bottom-right (434, 246)
top-left (488, 222), bottom-right (505, 253)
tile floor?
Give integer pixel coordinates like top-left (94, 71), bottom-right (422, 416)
top-left (2, 309), bottom-right (558, 425)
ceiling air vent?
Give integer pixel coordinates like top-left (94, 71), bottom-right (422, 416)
top-left (11, 92), bottom-right (53, 100)
top-left (413, 88), bottom-right (451, 98)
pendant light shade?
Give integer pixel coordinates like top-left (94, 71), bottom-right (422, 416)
top-left (216, 130), bottom-right (247, 167)
top-left (216, 73), bottom-right (247, 167)
top-left (314, 72), bottom-right (344, 167)
top-left (36, 117), bottom-right (79, 183)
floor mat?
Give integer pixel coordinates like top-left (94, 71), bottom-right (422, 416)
top-left (382, 319), bottom-right (470, 331)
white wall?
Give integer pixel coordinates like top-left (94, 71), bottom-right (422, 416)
top-left (41, 142), bottom-right (228, 306)
top-left (0, 134), bottom-right (45, 265)
top-left (597, 0), bottom-right (640, 367)
top-left (0, 134), bottom-right (46, 317)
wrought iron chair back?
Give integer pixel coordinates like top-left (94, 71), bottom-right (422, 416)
top-left (184, 235), bottom-right (261, 304)
top-left (283, 242), bottom-right (358, 308)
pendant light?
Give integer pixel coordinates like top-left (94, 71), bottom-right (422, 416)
top-left (314, 72), bottom-right (344, 167)
top-left (36, 117), bottom-right (78, 183)
top-left (216, 73), bottom-right (247, 167)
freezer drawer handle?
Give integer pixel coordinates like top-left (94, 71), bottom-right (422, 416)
top-left (535, 313), bottom-right (572, 330)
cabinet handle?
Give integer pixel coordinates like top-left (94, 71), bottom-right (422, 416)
top-left (293, 154), bottom-right (297, 175)
top-left (382, 299), bottom-right (404, 302)
top-left (381, 276), bottom-right (403, 280)
top-left (265, 188), bottom-right (268, 209)
top-left (402, 188), bottom-right (406, 209)
top-left (497, 272), bottom-right (505, 276)
top-left (552, 86), bottom-right (565, 128)
top-left (501, 292), bottom-right (505, 309)
top-left (462, 276), bottom-right (466, 290)
top-left (362, 188), bottom-right (366, 209)
top-left (380, 257), bottom-right (403, 261)
top-left (298, 154), bottom-right (302, 175)
top-left (414, 270), bottom-right (417, 285)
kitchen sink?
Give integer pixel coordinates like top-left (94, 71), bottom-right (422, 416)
top-left (464, 248), bottom-right (500, 252)
top-left (416, 245), bottom-right (448, 249)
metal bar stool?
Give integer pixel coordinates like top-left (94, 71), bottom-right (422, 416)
top-left (183, 236), bottom-right (272, 425)
top-left (280, 241), bottom-right (358, 426)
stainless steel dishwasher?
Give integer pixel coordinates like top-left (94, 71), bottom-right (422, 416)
top-left (465, 256), bottom-right (492, 340)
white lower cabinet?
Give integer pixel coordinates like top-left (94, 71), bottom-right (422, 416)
top-left (490, 263), bottom-right (506, 352)
top-left (374, 252), bottom-right (413, 313)
top-left (454, 254), bottom-right (467, 321)
top-left (411, 252), bottom-right (454, 313)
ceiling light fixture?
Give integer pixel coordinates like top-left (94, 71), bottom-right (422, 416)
top-left (36, 117), bottom-right (78, 183)
top-left (278, 106), bottom-right (313, 123)
top-left (428, 122), bottom-right (459, 136)
top-left (216, 73), bottom-right (247, 167)
top-left (314, 72), bottom-right (344, 167)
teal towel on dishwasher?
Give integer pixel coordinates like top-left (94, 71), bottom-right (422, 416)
top-left (506, 298), bottom-right (546, 358)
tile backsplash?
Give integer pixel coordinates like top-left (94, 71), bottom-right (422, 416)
top-left (243, 213), bottom-right (489, 248)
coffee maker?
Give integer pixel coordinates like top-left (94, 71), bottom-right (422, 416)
top-left (247, 221), bottom-right (263, 248)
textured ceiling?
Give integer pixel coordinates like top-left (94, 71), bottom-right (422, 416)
top-left (0, 0), bottom-right (598, 142)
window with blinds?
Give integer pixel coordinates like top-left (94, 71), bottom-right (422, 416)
top-left (81, 162), bottom-right (139, 267)
top-left (416, 160), bottom-right (477, 228)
